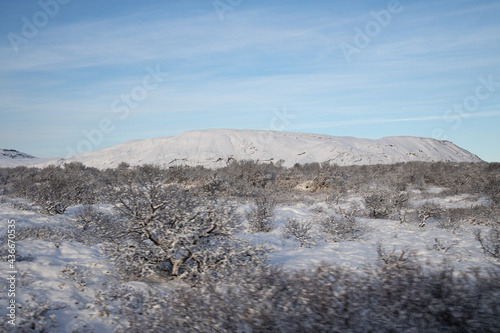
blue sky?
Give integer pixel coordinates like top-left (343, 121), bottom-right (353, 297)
top-left (1, 0), bottom-right (499, 161)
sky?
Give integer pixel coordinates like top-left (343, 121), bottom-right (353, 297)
top-left (0, 0), bottom-right (499, 161)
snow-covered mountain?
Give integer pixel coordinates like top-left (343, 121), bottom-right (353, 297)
top-left (57, 129), bottom-right (482, 169)
top-left (1, 129), bottom-right (483, 169)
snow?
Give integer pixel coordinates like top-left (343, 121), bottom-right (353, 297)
top-left (0, 204), bottom-right (116, 332)
top-left (0, 149), bottom-right (57, 168)
top-left (241, 203), bottom-right (495, 273)
top-left (0, 129), bottom-right (482, 169)
top-left (0, 149), bottom-right (36, 160)
top-left (0, 190), bottom-right (497, 330)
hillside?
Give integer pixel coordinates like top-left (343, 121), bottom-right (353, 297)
top-left (1, 129), bottom-right (482, 169)
top-left (0, 149), bottom-right (58, 168)
top-left (0, 149), bottom-right (36, 160)
top-left (60, 129), bottom-right (482, 169)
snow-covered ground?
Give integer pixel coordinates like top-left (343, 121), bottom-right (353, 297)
top-left (1, 190), bottom-right (498, 331)
top-left (244, 204), bottom-right (494, 272)
top-left (0, 204), bottom-right (115, 331)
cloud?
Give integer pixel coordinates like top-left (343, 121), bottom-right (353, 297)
top-left (294, 111), bottom-right (500, 130)
top-left (1, 0), bottom-right (499, 158)
top-left (0, 8), bottom-right (338, 72)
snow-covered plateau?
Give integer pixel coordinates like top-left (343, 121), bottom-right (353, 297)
top-left (0, 129), bottom-right (483, 169)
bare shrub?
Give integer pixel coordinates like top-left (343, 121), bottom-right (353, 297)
top-left (437, 217), bottom-right (463, 232)
top-left (26, 164), bottom-right (100, 215)
top-left (14, 225), bottom-right (75, 243)
top-left (364, 191), bottom-right (389, 218)
top-left (93, 282), bottom-right (151, 323)
top-left (281, 218), bottom-right (314, 247)
top-left (318, 213), bottom-right (363, 242)
top-left (103, 261), bottom-right (500, 333)
top-left (60, 263), bottom-right (93, 290)
top-left (484, 176), bottom-right (500, 206)
top-left (376, 243), bottom-right (413, 266)
top-left (246, 192), bottom-right (276, 233)
top-left (441, 205), bottom-right (498, 227)
top-left (475, 226), bottom-right (500, 259)
top-left (427, 238), bottom-right (459, 252)
top-left (417, 201), bottom-right (443, 227)
top-left (393, 190), bottom-right (410, 223)
top-left (105, 165), bottom-right (267, 281)
top-left (73, 205), bottom-right (121, 245)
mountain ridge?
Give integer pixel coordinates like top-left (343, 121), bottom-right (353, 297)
top-left (0, 129), bottom-right (483, 169)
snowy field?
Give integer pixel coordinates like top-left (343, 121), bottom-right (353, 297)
top-left (0, 160), bottom-right (499, 332)
top-left (1, 189), bottom-right (498, 332)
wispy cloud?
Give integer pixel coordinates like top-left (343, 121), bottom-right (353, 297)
top-left (0, 0), bottom-right (499, 160)
top-left (294, 111), bottom-right (500, 131)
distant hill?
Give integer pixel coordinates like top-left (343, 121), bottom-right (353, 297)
top-left (1, 129), bottom-right (483, 169)
top-left (0, 149), bottom-right (36, 160)
top-left (0, 149), bottom-right (46, 168)
top-left (57, 129), bottom-right (482, 169)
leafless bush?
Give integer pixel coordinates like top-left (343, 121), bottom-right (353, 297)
top-left (417, 201), bottom-right (443, 227)
top-left (393, 190), bottom-right (410, 223)
top-left (60, 263), bottom-right (93, 291)
top-left (14, 225), bottom-right (75, 243)
top-left (73, 205), bottom-right (121, 245)
top-left (246, 192), bottom-right (276, 233)
top-left (364, 191), bottom-right (391, 219)
top-left (484, 176), bottom-right (500, 206)
top-left (281, 218), bottom-right (314, 247)
top-left (376, 243), bottom-right (413, 266)
top-left (93, 282), bottom-right (151, 322)
top-left (437, 218), bottom-right (463, 232)
top-left (103, 260), bottom-right (500, 333)
top-left (475, 226), bottom-right (500, 259)
top-left (318, 213), bottom-right (363, 242)
top-left (105, 165), bottom-right (267, 281)
top-left (427, 238), bottom-right (459, 252)
top-left (441, 205), bottom-right (497, 227)
top-left (28, 164), bottom-right (100, 215)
